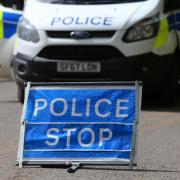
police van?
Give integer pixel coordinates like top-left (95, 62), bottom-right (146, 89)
top-left (0, 0), bottom-right (180, 104)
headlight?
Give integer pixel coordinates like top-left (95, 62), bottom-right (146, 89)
top-left (123, 14), bottom-right (159, 43)
top-left (17, 18), bottom-right (40, 43)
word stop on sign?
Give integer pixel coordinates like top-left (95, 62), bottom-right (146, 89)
top-left (45, 127), bottom-right (112, 148)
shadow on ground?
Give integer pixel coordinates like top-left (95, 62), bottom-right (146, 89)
top-left (142, 94), bottom-right (180, 112)
top-left (22, 165), bottom-right (180, 173)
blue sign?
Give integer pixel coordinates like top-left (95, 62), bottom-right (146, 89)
top-left (23, 87), bottom-right (137, 162)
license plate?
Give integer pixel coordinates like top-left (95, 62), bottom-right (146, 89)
top-left (57, 61), bottom-right (101, 72)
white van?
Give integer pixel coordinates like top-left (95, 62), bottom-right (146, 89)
top-left (0, 0), bottom-right (180, 103)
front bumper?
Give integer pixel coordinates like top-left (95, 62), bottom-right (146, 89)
top-left (13, 53), bottom-right (174, 92)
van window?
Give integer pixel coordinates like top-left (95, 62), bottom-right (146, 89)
top-left (174, 0), bottom-right (180, 10)
top-left (1, 0), bottom-right (24, 10)
top-left (164, 0), bottom-right (180, 12)
top-left (164, 0), bottom-right (174, 12)
top-left (40, 0), bottom-right (147, 5)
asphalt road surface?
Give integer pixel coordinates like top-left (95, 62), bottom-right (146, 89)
top-left (0, 81), bottom-right (180, 180)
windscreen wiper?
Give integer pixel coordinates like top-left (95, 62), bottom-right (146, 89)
top-left (48, 0), bottom-right (65, 3)
top-left (49, 0), bottom-right (144, 4)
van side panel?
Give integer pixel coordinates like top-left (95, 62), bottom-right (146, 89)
top-left (174, 11), bottom-right (180, 49)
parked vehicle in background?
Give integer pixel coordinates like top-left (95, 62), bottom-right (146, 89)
top-left (0, 1), bottom-right (22, 78)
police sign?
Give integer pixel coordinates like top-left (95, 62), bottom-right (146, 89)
top-left (17, 82), bottom-right (141, 168)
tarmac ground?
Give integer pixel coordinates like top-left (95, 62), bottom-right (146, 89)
top-left (0, 80), bottom-right (180, 180)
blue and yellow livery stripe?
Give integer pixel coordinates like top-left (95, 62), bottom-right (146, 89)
top-left (0, 11), bottom-right (21, 39)
top-left (154, 12), bottom-right (180, 49)
top-left (0, 10), bottom-right (3, 39)
top-left (167, 13), bottom-right (180, 31)
top-left (167, 14), bottom-right (176, 31)
top-left (3, 12), bottom-right (21, 38)
top-left (175, 13), bottom-right (180, 31)
top-left (154, 18), bottom-right (169, 49)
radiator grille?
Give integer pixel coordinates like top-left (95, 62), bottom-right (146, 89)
top-left (38, 45), bottom-right (123, 61)
top-left (46, 31), bottom-right (115, 38)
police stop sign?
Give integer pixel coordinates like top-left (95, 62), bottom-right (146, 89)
top-left (17, 82), bottom-right (141, 168)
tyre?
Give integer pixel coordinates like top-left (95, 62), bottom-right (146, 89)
top-left (10, 60), bottom-right (15, 80)
top-left (143, 57), bottom-right (178, 107)
top-left (17, 86), bottom-right (24, 104)
top-left (159, 58), bottom-right (178, 106)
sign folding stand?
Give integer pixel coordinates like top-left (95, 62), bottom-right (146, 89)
top-left (17, 81), bottom-right (142, 172)
top-left (130, 81), bottom-right (140, 169)
top-left (19, 82), bottom-right (31, 168)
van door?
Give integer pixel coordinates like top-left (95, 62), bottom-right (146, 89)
top-left (173, 0), bottom-right (180, 48)
top-left (164, 0), bottom-right (180, 75)
top-left (171, 0), bottom-right (180, 73)
top-left (0, 1), bottom-right (22, 79)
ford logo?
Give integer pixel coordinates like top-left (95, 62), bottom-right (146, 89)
top-left (70, 31), bottom-right (90, 39)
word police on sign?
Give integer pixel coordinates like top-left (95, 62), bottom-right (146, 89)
top-left (17, 82), bottom-right (141, 169)
top-left (33, 97), bottom-right (129, 118)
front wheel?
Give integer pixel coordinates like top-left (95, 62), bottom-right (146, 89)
top-left (159, 59), bottom-right (178, 106)
top-left (143, 57), bottom-right (178, 106)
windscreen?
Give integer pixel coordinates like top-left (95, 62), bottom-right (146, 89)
top-left (39, 0), bottom-right (146, 5)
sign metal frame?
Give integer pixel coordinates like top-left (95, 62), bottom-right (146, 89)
top-left (17, 81), bottom-right (142, 169)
